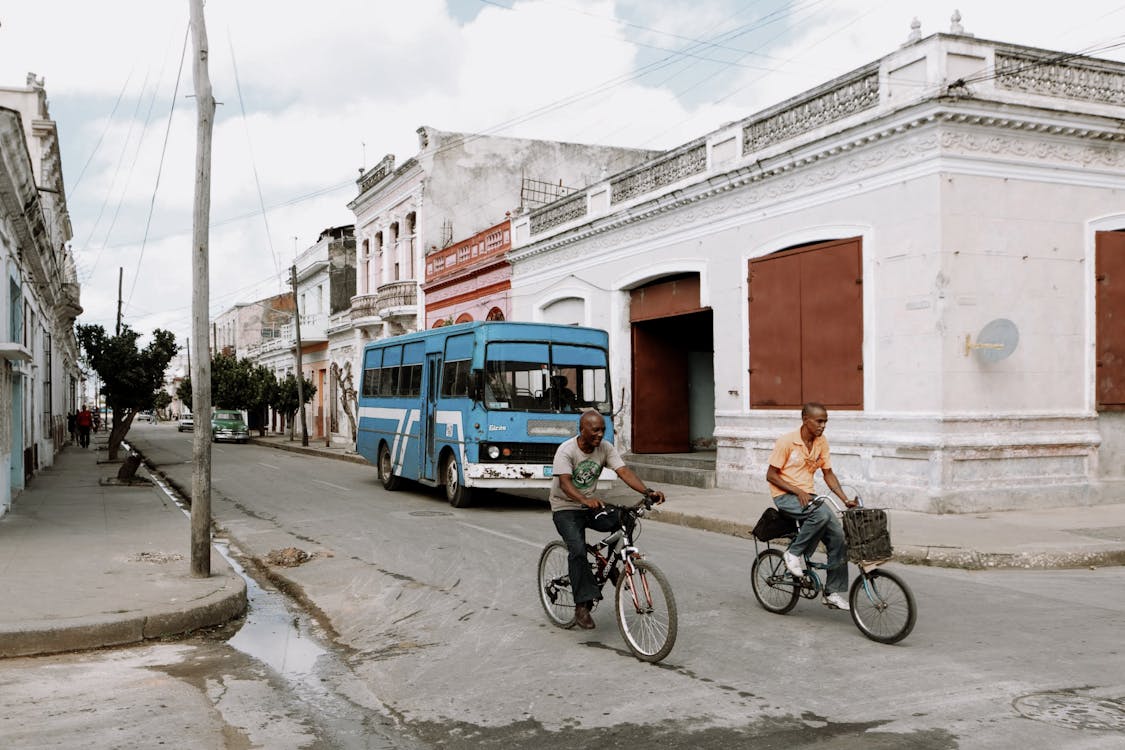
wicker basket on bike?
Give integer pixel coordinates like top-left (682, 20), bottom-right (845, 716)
top-left (841, 507), bottom-right (893, 563)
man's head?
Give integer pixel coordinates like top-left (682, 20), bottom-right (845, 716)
top-left (801, 401), bottom-right (828, 438)
top-left (577, 410), bottom-right (605, 451)
top-left (551, 375), bottom-right (568, 387)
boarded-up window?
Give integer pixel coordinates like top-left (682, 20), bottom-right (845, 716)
top-left (1097, 230), bottom-right (1125, 409)
top-left (748, 238), bottom-right (863, 409)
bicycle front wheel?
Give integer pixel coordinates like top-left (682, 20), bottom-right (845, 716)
top-left (615, 559), bottom-right (677, 663)
top-left (850, 568), bottom-right (917, 644)
top-left (537, 541), bottom-right (576, 628)
top-left (751, 548), bottom-right (800, 614)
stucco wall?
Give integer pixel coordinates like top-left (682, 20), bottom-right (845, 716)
top-left (511, 147), bottom-right (1124, 511)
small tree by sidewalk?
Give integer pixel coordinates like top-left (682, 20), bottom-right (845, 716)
top-left (76, 324), bottom-right (179, 464)
top-left (274, 373), bottom-right (316, 441)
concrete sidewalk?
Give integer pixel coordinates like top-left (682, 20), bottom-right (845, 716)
top-left (3, 430), bottom-right (1124, 659)
top-left (0, 439), bottom-right (246, 658)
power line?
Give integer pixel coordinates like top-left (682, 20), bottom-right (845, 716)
top-left (126, 21), bottom-right (191, 312)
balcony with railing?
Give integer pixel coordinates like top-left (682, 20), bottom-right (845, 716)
top-left (279, 312), bottom-right (327, 344)
top-left (375, 280), bottom-right (418, 319)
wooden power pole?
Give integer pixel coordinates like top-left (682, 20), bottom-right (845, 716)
top-left (290, 264), bottom-right (309, 447)
top-left (189, 0), bottom-right (215, 578)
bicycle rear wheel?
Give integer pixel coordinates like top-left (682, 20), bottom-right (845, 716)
top-left (537, 541), bottom-right (576, 628)
top-left (615, 559), bottom-right (677, 663)
top-left (849, 568), bottom-right (916, 644)
top-left (751, 548), bottom-right (800, 614)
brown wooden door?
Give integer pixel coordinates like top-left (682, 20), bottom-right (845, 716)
top-left (748, 252), bottom-right (802, 407)
top-left (748, 238), bottom-right (863, 409)
top-left (1097, 231), bottom-right (1125, 408)
top-left (631, 321), bottom-right (690, 453)
top-left (800, 240), bottom-right (863, 409)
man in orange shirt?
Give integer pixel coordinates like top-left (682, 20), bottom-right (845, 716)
top-left (765, 402), bottom-right (856, 611)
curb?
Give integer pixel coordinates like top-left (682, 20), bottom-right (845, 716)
top-left (0, 576), bottom-right (247, 658)
top-left (646, 508), bottom-right (1125, 571)
top-left (248, 437), bottom-right (369, 465)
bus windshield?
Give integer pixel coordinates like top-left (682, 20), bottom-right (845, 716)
top-left (484, 341), bottom-right (611, 414)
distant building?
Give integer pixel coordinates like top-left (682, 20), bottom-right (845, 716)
top-left (510, 24), bottom-right (1125, 512)
top-left (346, 126), bottom-right (660, 339)
top-left (248, 225), bottom-right (355, 442)
top-left (0, 74), bottom-right (81, 512)
top-left (421, 218), bottom-right (512, 328)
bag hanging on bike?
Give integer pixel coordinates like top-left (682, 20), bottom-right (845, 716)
top-left (842, 507), bottom-right (893, 562)
top-left (752, 507), bottom-right (797, 542)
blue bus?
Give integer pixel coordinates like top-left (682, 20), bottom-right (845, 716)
top-left (357, 321), bottom-right (614, 507)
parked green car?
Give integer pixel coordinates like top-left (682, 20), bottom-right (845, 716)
top-left (211, 409), bottom-right (249, 444)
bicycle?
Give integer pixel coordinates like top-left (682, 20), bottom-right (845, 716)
top-left (750, 495), bottom-right (917, 644)
top-left (537, 495), bottom-right (678, 663)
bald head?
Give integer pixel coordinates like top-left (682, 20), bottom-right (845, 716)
top-left (576, 410), bottom-right (606, 451)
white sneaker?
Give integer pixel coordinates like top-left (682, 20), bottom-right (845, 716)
top-left (782, 550), bottom-right (804, 578)
top-left (824, 592), bottom-right (850, 611)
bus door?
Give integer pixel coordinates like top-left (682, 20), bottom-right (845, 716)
top-left (422, 352), bottom-right (443, 481)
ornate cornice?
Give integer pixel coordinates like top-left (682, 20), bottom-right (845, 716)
top-left (510, 109), bottom-right (1125, 268)
top-left (996, 52), bottom-right (1125, 106)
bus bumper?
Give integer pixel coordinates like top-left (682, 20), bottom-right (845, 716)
top-left (464, 463), bottom-right (617, 488)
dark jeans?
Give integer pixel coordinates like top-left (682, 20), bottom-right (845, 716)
top-left (78, 426), bottom-right (91, 448)
top-left (553, 507), bottom-right (622, 606)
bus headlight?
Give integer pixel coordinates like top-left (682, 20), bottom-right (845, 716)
top-left (487, 445), bottom-right (501, 459)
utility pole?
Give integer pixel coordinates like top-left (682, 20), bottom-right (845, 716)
top-left (189, 0), bottom-right (215, 578)
top-left (116, 267), bottom-right (123, 335)
top-left (290, 264), bottom-right (308, 447)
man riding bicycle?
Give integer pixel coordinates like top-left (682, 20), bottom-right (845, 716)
top-left (550, 410), bottom-right (664, 630)
top-left (765, 402), bottom-right (857, 611)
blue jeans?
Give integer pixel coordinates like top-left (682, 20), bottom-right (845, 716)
top-left (553, 507), bottom-right (622, 606)
top-left (773, 493), bottom-right (849, 595)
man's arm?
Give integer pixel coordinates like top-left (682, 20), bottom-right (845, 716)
top-left (765, 465), bottom-right (814, 506)
top-left (615, 466), bottom-right (665, 504)
top-left (821, 468), bottom-right (858, 508)
top-left (557, 474), bottom-right (603, 509)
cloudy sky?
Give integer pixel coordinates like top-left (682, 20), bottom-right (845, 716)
top-left (2, 1), bottom-right (1123, 346)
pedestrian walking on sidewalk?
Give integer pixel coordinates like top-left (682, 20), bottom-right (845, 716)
top-left (765, 402), bottom-right (857, 611)
top-left (76, 405), bottom-right (92, 448)
top-left (67, 411), bottom-right (77, 444)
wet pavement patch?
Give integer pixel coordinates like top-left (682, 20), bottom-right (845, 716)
top-left (400, 716), bottom-right (958, 749)
top-left (1013, 690), bottom-right (1125, 731)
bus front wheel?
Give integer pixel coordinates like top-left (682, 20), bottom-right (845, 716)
top-left (378, 442), bottom-right (401, 491)
top-left (443, 453), bottom-right (473, 508)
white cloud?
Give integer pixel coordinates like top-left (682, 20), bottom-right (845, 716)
top-left (2, 0), bottom-right (1124, 344)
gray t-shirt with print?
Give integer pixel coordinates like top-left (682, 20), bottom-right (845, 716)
top-left (549, 436), bottom-right (625, 512)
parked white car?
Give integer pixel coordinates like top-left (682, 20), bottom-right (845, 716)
top-left (177, 414), bottom-right (194, 432)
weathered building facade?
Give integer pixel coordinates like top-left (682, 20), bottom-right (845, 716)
top-left (346, 126), bottom-right (659, 339)
top-left (0, 76), bottom-right (81, 512)
top-left (510, 28), bottom-right (1125, 512)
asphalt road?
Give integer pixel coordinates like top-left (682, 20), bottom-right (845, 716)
top-left (8, 423), bottom-right (1124, 749)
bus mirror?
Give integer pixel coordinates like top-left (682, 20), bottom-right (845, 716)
top-left (468, 370), bottom-right (485, 402)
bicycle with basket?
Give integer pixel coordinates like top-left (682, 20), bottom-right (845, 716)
top-left (749, 494), bottom-right (917, 644)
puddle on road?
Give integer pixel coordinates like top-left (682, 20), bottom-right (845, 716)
top-left (215, 539), bottom-right (327, 682)
top-left (146, 465), bottom-right (326, 681)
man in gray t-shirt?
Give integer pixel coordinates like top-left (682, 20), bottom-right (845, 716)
top-left (550, 411), bottom-right (664, 630)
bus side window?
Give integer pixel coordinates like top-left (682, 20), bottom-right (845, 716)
top-left (362, 367), bottom-right (380, 397)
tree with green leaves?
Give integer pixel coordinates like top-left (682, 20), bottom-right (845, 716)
top-left (247, 364), bottom-right (278, 436)
top-left (76, 324), bottom-right (179, 460)
top-left (274, 372), bottom-right (316, 441)
top-left (153, 391), bottom-right (172, 420)
top-left (211, 352), bottom-right (255, 409)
